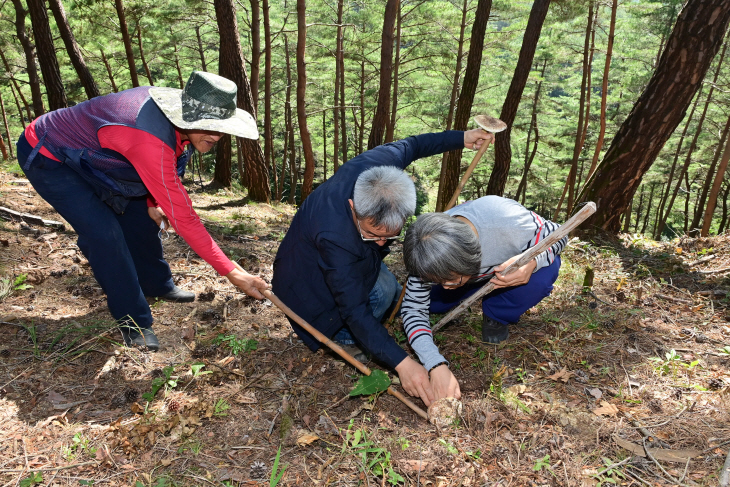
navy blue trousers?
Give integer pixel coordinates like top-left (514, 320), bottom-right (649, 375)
top-left (430, 256), bottom-right (561, 325)
top-left (18, 134), bottom-right (174, 329)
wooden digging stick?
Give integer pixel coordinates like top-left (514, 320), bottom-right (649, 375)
top-left (386, 116), bottom-right (507, 326)
top-left (431, 202), bottom-right (597, 333)
top-left (230, 263), bottom-right (428, 419)
top-left (261, 288), bottom-right (429, 420)
top-left (445, 114), bottom-right (507, 210)
top-left (444, 140), bottom-right (492, 211)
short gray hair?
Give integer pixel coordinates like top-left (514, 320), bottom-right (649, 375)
top-left (403, 213), bottom-right (481, 282)
top-left (352, 166), bottom-right (416, 232)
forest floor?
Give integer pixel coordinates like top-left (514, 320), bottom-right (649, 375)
top-left (0, 166), bottom-right (729, 487)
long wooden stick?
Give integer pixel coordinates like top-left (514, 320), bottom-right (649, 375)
top-left (431, 202), bottom-right (596, 333)
top-left (260, 288), bottom-right (429, 420)
top-left (445, 139), bottom-right (492, 210)
top-left (231, 262), bottom-right (427, 419)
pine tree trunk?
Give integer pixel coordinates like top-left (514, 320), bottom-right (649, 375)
top-left (367, 0), bottom-right (398, 150)
top-left (578, 0), bottom-right (730, 232)
top-left (633, 186), bottom-right (644, 232)
top-left (657, 45), bottom-right (724, 237)
top-left (333, 0), bottom-right (344, 172)
top-left (263, 0), bottom-right (275, 191)
top-left (385, 2), bottom-right (401, 143)
top-left (277, 115), bottom-right (288, 202)
top-left (236, 137), bottom-right (245, 184)
top-left (339, 17), bottom-right (347, 163)
top-left (435, 0), bottom-right (468, 212)
top-left (47, 0), bottom-right (100, 99)
top-left (8, 83), bottom-right (27, 129)
top-left (690, 39), bottom-right (730, 233)
top-left (114, 0), bottom-right (139, 87)
top-left (572, 7), bottom-right (597, 206)
top-left (622, 199), bottom-right (632, 233)
top-left (652, 86), bottom-right (703, 239)
top-left (691, 106), bottom-right (730, 234)
top-left (249, 0), bottom-right (261, 115)
top-left (701, 119), bottom-right (730, 235)
top-left (285, 35), bottom-right (297, 205)
top-left (359, 55), bottom-right (365, 155)
top-left (100, 49), bottom-right (119, 92)
top-left (718, 180), bottom-right (730, 233)
top-left (587, 0), bottom-right (617, 179)
top-left (556, 1), bottom-right (593, 218)
top-left (214, 0), bottom-right (270, 201)
top-left (214, 135), bottom-right (233, 188)
top-left (487, 0), bottom-right (551, 196)
top-left (652, 184), bottom-right (664, 236)
top-left (136, 22), bottom-right (154, 85)
top-left (296, 0), bottom-right (316, 201)
top-left (11, 0), bottom-right (45, 118)
top-left (0, 50), bottom-right (32, 124)
top-left (322, 110), bottom-right (327, 181)
top-left (195, 26), bottom-right (207, 71)
top-left (0, 93), bottom-right (13, 159)
top-left (171, 33), bottom-right (185, 89)
top-left (27, 0), bottom-right (67, 111)
top-left (436, 0), bottom-right (493, 211)
top-left (515, 60), bottom-right (546, 203)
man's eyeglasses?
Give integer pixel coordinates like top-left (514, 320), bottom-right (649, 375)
top-left (356, 218), bottom-right (402, 242)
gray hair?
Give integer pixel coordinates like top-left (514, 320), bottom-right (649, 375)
top-left (352, 166), bottom-right (416, 232)
top-left (403, 213), bottom-right (481, 282)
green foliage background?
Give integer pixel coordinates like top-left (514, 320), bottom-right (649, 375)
top-left (1, 0), bottom-right (727, 234)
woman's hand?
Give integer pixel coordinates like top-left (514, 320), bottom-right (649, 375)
top-left (148, 206), bottom-right (170, 230)
top-left (491, 255), bottom-right (537, 289)
top-left (225, 265), bottom-right (269, 300)
top-left (395, 356), bottom-right (435, 406)
top-left (463, 128), bottom-right (494, 151)
top-left (429, 365), bottom-right (461, 402)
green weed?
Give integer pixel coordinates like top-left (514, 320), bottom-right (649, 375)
top-left (213, 334), bottom-right (258, 355)
top-left (533, 454), bottom-right (555, 476)
top-left (142, 366), bottom-right (178, 402)
top-left (19, 472), bottom-right (43, 487)
top-left (0, 273), bottom-right (33, 301)
top-left (341, 421), bottom-right (403, 485)
top-left (270, 445), bottom-right (288, 487)
top-left (214, 398), bottom-right (231, 416)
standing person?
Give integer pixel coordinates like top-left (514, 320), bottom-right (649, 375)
top-left (401, 196), bottom-right (567, 405)
top-left (272, 129), bottom-right (493, 406)
top-left (17, 71), bottom-right (269, 351)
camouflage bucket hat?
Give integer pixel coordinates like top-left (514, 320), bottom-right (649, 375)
top-left (149, 71), bottom-right (259, 140)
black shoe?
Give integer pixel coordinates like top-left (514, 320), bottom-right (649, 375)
top-left (338, 344), bottom-right (369, 364)
top-left (481, 316), bottom-right (509, 344)
top-left (157, 286), bottom-right (195, 303)
top-left (120, 327), bottom-right (160, 351)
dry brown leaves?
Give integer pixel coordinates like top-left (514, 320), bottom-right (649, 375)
top-left (106, 400), bottom-right (215, 455)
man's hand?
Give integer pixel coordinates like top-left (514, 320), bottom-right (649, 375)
top-left (148, 206), bottom-right (170, 230)
top-left (463, 128), bottom-right (494, 151)
top-left (395, 356), bottom-right (435, 406)
top-left (429, 365), bottom-right (461, 402)
top-left (492, 255), bottom-right (537, 289)
top-left (226, 265), bottom-right (269, 300)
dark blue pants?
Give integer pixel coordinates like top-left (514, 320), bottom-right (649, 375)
top-left (18, 134), bottom-right (174, 329)
top-left (333, 262), bottom-right (400, 345)
top-left (430, 256), bottom-right (561, 325)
